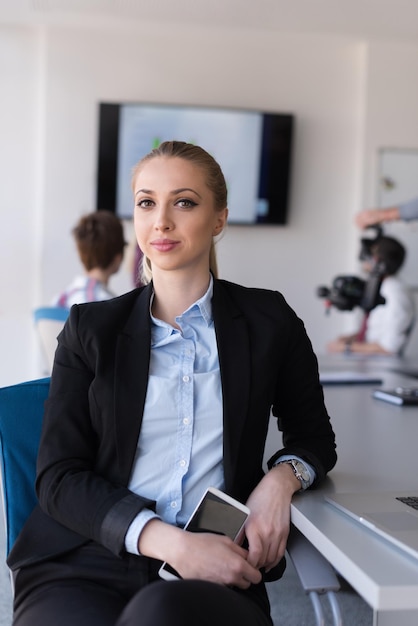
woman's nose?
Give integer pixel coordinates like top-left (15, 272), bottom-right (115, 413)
top-left (154, 206), bottom-right (173, 231)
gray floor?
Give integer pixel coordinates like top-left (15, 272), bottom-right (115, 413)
top-left (0, 499), bottom-right (372, 626)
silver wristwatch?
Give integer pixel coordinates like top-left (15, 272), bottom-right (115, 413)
top-left (277, 459), bottom-right (310, 490)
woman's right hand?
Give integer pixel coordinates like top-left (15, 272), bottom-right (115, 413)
top-left (172, 531), bottom-right (262, 588)
top-left (138, 519), bottom-right (262, 588)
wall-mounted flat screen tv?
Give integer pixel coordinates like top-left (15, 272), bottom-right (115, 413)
top-left (96, 102), bottom-right (294, 225)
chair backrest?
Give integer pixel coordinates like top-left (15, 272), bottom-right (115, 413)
top-left (0, 378), bottom-right (50, 555)
top-left (33, 307), bottom-right (69, 373)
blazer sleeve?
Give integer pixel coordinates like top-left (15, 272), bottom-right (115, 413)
top-left (266, 295), bottom-right (337, 484)
top-left (213, 281), bottom-right (336, 493)
top-left (35, 300), bottom-right (156, 557)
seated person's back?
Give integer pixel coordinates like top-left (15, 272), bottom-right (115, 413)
top-left (327, 235), bottom-right (415, 356)
top-left (366, 271), bottom-right (414, 354)
top-left (52, 210), bottom-right (126, 308)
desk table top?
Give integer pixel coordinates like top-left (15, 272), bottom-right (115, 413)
top-left (289, 356), bottom-right (418, 612)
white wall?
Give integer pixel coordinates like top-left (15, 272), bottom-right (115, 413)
top-left (0, 26), bottom-right (42, 384)
top-left (1, 21), bottom-right (417, 386)
top-left (363, 42), bottom-right (418, 206)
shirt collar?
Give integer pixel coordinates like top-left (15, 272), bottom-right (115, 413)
top-left (150, 275), bottom-right (214, 334)
top-left (186, 275), bottom-right (213, 327)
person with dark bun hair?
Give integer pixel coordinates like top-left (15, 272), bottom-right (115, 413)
top-left (52, 210), bottom-right (126, 307)
top-left (327, 235), bottom-right (414, 355)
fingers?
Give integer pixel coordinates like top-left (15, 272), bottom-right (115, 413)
top-left (204, 541), bottom-right (261, 589)
top-left (244, 509), bottom-right (290, 573)
top-left (246, 527), bottom-right (285, 572)
top-left (247, 529), bottom-right (278, 568)
top-left (239, 559), bottom-right (263, 588)
top-left (173, 532), bottom-right (262, 588)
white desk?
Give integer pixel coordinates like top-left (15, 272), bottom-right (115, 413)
top-left (288, 362), bottom-right (418, 625)
top-left (318, 352), bottom-right (418, 379)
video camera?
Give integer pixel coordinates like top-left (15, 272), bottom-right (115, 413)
top-left (317, 226), bottom-right (386, 314)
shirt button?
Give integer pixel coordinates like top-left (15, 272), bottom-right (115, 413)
top-left (171, 501), bottom-right (177, 509)
top-left (179, 459), bottom-right (186, 467)
top-left (183, 417), bottom-right (190, 425)
top-left (182, 375), bottom-right (190, 383)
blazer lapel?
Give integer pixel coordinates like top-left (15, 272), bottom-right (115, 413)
top-left (111, 280), bottom-right (252, 488)
top-left (113, 284), bottom-right (153, 481)
top-left (212, 281), bottom-right (251, 491)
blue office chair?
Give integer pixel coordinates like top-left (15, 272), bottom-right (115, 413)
top-left (0, 377), bottom-right (50, 556)
top-left (33, 306), bottom-right (69, 324)
top-left (0, 377), bottom-right (343, 624)
top-left (33, 307), bottom-right (69, 374)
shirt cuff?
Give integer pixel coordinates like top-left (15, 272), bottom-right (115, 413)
top-left (124, 509), bottom-right (161, 556)
top-left (399, 197), bottom-right (418, 222)
top-left (272, 454), bottom-right (316, 489)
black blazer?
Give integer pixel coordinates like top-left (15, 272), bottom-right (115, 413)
top-left (8, 279), bottom-right (336, 570)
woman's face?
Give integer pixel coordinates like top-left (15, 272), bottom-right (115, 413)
top-left (133, 156), bottom-right (227, 277)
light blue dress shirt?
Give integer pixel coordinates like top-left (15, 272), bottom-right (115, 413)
top-left (125, 277), bottom-right (315, 555)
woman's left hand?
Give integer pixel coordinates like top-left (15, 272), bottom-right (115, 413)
top-left (244, 464), bottom-right (301, 573)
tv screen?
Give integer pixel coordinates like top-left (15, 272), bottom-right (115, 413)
top-left (96, 102), bottom-right (294, 225)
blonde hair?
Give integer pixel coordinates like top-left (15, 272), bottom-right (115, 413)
top-left (132, 141), bottom-right (227, 284)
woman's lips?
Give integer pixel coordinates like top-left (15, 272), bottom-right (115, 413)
top-left (150, 239), bottom-right (180, 252)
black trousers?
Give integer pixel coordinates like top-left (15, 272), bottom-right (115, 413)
top-left (12, 542), bottom-right (274, 626)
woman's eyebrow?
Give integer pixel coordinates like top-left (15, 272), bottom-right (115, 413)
top-left (172, 187), bottom-right (202, 198)
top-left (135, 187), bottom-right (202, 198)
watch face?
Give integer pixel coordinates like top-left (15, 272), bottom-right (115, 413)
top-left (294, 460), bottom-right (310, 481)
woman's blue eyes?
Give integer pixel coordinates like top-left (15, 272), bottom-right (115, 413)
top-left (136, 198), bottom-right (197, 209)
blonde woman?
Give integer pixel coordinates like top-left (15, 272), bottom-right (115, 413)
top-left (10, 142), bottom-right (336, 626)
